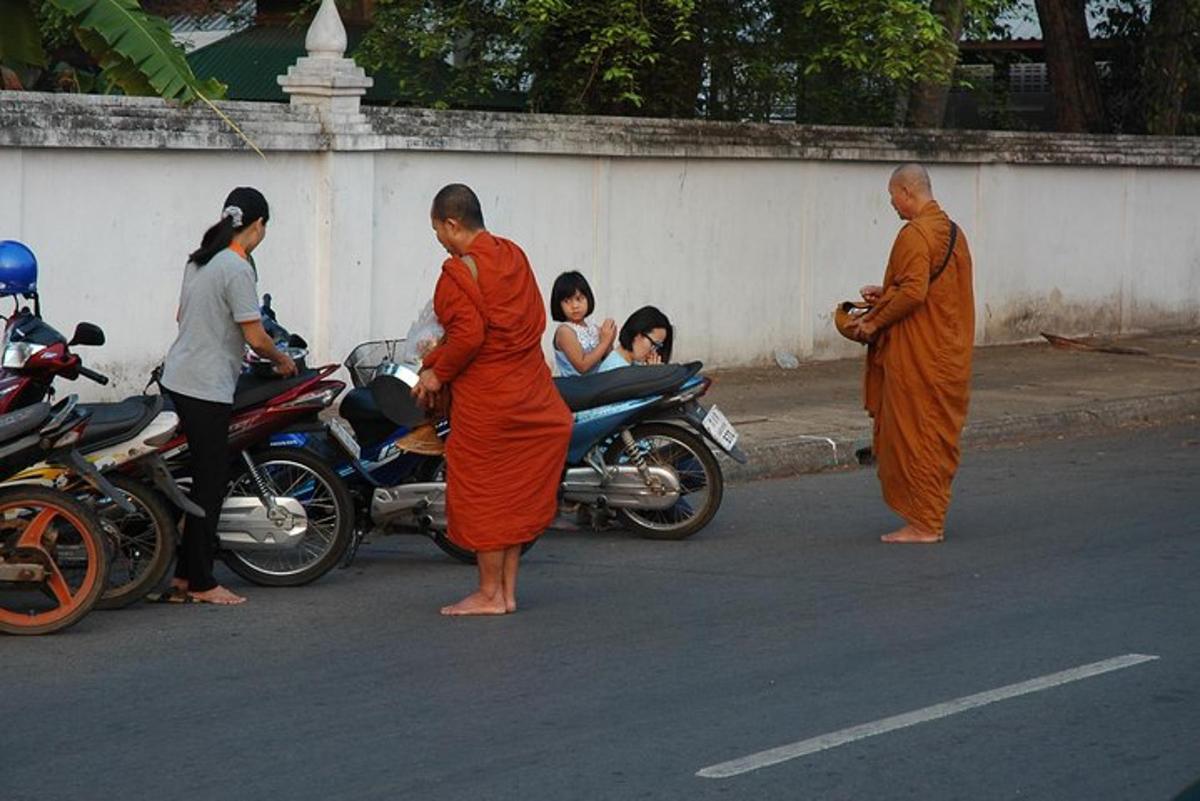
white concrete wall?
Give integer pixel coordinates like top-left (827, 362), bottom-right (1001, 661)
top-left (0, 147), bottom-right (324, 394)
top-left (2, 94), bottom-right (1198, 400)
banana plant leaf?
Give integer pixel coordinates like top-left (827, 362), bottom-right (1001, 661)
top-left (0, 0), bottom-right (48, 68)
top-left (52, 0), bottom-right (227, 102)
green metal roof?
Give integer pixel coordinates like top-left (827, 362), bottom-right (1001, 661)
top-left (187, 24), bottom-right (524, 109)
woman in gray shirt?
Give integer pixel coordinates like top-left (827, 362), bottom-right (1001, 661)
top-left (159, 187), bottom-right (296, 605)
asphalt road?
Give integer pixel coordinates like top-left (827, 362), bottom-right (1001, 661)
top-left (4, 422), bottom-right (1200, 801)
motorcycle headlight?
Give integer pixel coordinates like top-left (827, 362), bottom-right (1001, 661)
top-left (2, 340), bottom-right (45, 368)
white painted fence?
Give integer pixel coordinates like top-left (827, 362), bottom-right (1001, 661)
top-left (2, 92), bottom-right (1198, 399)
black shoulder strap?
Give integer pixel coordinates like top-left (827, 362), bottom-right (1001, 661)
top-left (930, 222), bottom-right (958, 284)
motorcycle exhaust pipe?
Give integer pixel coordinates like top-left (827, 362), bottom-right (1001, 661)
top-left (560, 465), bottom-right (681, 511)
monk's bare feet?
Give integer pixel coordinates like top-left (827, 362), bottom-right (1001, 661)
top-left (440, 591), bottom-right (507, 616)
top-left (881, 525), bottom-right (944, 544)
top-left (504, 595), bottom-right (517, 614)
top-left (189, 585), bottom-right (246, 605)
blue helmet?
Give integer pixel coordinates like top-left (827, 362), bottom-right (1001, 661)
top-left (0, 240), bottom-right (38, 297)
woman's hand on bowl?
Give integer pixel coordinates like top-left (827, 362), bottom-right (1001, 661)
top-left (273, 353), bottom-right (298, 377)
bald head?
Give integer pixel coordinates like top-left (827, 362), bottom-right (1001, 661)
top-left (431, 183), bottom-right (485, 230)
top-left (890, 163), bottom-right (932, 195)
top-left (887, 163), bottom-right (934, 221)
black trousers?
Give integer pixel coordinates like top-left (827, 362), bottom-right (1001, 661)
top-left (167, 390), bottom-right (233, 593)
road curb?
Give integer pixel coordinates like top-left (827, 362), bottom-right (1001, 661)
top-left (727, 388), bottom-right (1200, 483)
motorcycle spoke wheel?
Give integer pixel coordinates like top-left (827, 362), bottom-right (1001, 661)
top-left (605, 424), bottom-right (724, 540)
top-left (222, 448), bottom-right (353, 586)
top-left (90, 475), bottom-right (176, 610)
top-left (0, 487), bottom-right (108, 635)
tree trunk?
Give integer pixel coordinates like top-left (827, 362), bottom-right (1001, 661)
top-left (1034, 0), bottom-right (1107, 132)
top-left (907, 0), bottom-right (967, 129)
top-left (1144, 0), bottom-right (1198, 135)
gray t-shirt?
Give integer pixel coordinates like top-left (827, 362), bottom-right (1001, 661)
top-left (161, 248), bottom-right (261, 404)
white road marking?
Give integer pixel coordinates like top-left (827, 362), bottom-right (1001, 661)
top-left (697, 653), bottom-right (1160, 780)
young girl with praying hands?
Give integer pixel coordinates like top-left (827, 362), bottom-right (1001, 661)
top-left (551, 271), bottom-right (617, 376)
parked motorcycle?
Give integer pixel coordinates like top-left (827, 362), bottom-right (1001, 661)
top-left (0, 308), bottom-right (198, 607)
top-left (274, 338), bottom-right (747, 565)
top-left (148, 296), bottom-right (358, 586)
top-left (1, 301), bottom-right (358, 591)
top-left (0, 396), bottom-right (136, 635)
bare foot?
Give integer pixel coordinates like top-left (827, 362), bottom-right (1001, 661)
top-left (440, 591), bottom-right (507, 616)
top-left (881, 525), bottom-right (944, 544)
top-left (504, 596), bottom-right (517, 614)
top-left (189, 585), bottom-right (247, 605)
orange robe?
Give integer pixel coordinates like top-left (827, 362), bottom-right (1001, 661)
top-left (421, 232), bottom-right (572, 551)
top-left (864, 200), bottom-right (975, 536)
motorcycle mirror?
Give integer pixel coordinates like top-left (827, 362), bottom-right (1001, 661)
top-left (68, 322), bottom-right (106, 347)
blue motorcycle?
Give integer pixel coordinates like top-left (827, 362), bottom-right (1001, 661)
top-left (271, 339), bottom-right (747, 564)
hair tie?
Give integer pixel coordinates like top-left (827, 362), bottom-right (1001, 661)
top-left (221, 205), bottom-right (244, 228)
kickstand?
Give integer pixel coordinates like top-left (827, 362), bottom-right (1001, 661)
top-left (586, 504), bottom-right (618, 531)
top-left (340, 528), bottom-right (367, 569)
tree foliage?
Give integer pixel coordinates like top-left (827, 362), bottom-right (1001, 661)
top-left (0, 0), bottom-right (225, 101)
top-left (356, 0), bottom-right (1013, 123)
top-left (356, 0), bottom-right (696, 113)
top-left (1094, 0), bottom-right (1200, 135)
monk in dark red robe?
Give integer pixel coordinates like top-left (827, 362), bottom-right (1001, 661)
top-left (849, 164), bottom-right (975, 543)
top-left (414, 184), bottom-right (573, 614)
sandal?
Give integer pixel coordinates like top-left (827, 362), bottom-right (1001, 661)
top-left (146, 586), bottom-right (193, 604)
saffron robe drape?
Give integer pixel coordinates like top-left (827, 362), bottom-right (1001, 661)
top-left (864, 200), bottom-right (975, 535)
top-left (421, 232), bottom-right (573, 551)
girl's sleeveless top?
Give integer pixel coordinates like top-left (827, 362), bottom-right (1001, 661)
top-left (554, 320), bottom-right (601, 377)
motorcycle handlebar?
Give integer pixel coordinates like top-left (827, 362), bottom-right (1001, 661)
top-left (77, 365), bottom-right (110, 385)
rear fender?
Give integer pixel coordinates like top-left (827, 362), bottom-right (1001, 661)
top-left (266, 365), bottom-right (343, 409)
top-left (57, 448), bottom-right (137, 512)
top-left (567, 397), bottom-right (658, 464)
top-left (227, 379), bottom-right (346, 450)
top-left (642, 401), bottom-right (748, 464)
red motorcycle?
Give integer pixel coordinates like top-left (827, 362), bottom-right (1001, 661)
top-left (0, 304), bottom-right (358, 588)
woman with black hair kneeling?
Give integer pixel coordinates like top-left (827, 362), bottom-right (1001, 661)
top-left (158, 187), bottom-right (297, 606)
top-left (597, 305), bottom-right (674, 371)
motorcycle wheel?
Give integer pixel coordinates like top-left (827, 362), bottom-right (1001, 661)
top-left (92, 474), bottom-right (178, 610)
top-left (0, 485), bottom-right (109, 635)
top-left (222, 446), bottom-right (355, 587)
top-left (604, 423), bottom-right (724, 540)
top-left (415, 457), bottom-right (536, 565)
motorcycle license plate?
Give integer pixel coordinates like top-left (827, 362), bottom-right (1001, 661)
top-left (702, 405), bottom-right (739, 452)
top-left (327, 417), bottom-right (361, 460)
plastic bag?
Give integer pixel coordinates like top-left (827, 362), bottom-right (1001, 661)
top-left (398, 300), bottom-right (444, 364)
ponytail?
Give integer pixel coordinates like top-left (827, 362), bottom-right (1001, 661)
top-left (189, 187), bottom-right (270, 267)
top-left (189, 216), bottom-right (237, 267)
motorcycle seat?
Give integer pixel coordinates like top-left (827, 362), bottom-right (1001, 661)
top-left (77, 395), bottom-right (164, 451)
top-left (554, 362), bottom-right (703, 413)
top-left (0, 402), bottom-right (52, 445)
top-left (233, 369), bottom-right (319, 412)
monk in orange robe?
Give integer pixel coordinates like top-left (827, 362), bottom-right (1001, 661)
top-left (413, 184), bottom-right (573, 614)
top-left (849, 164), bottom-right (975, 544)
